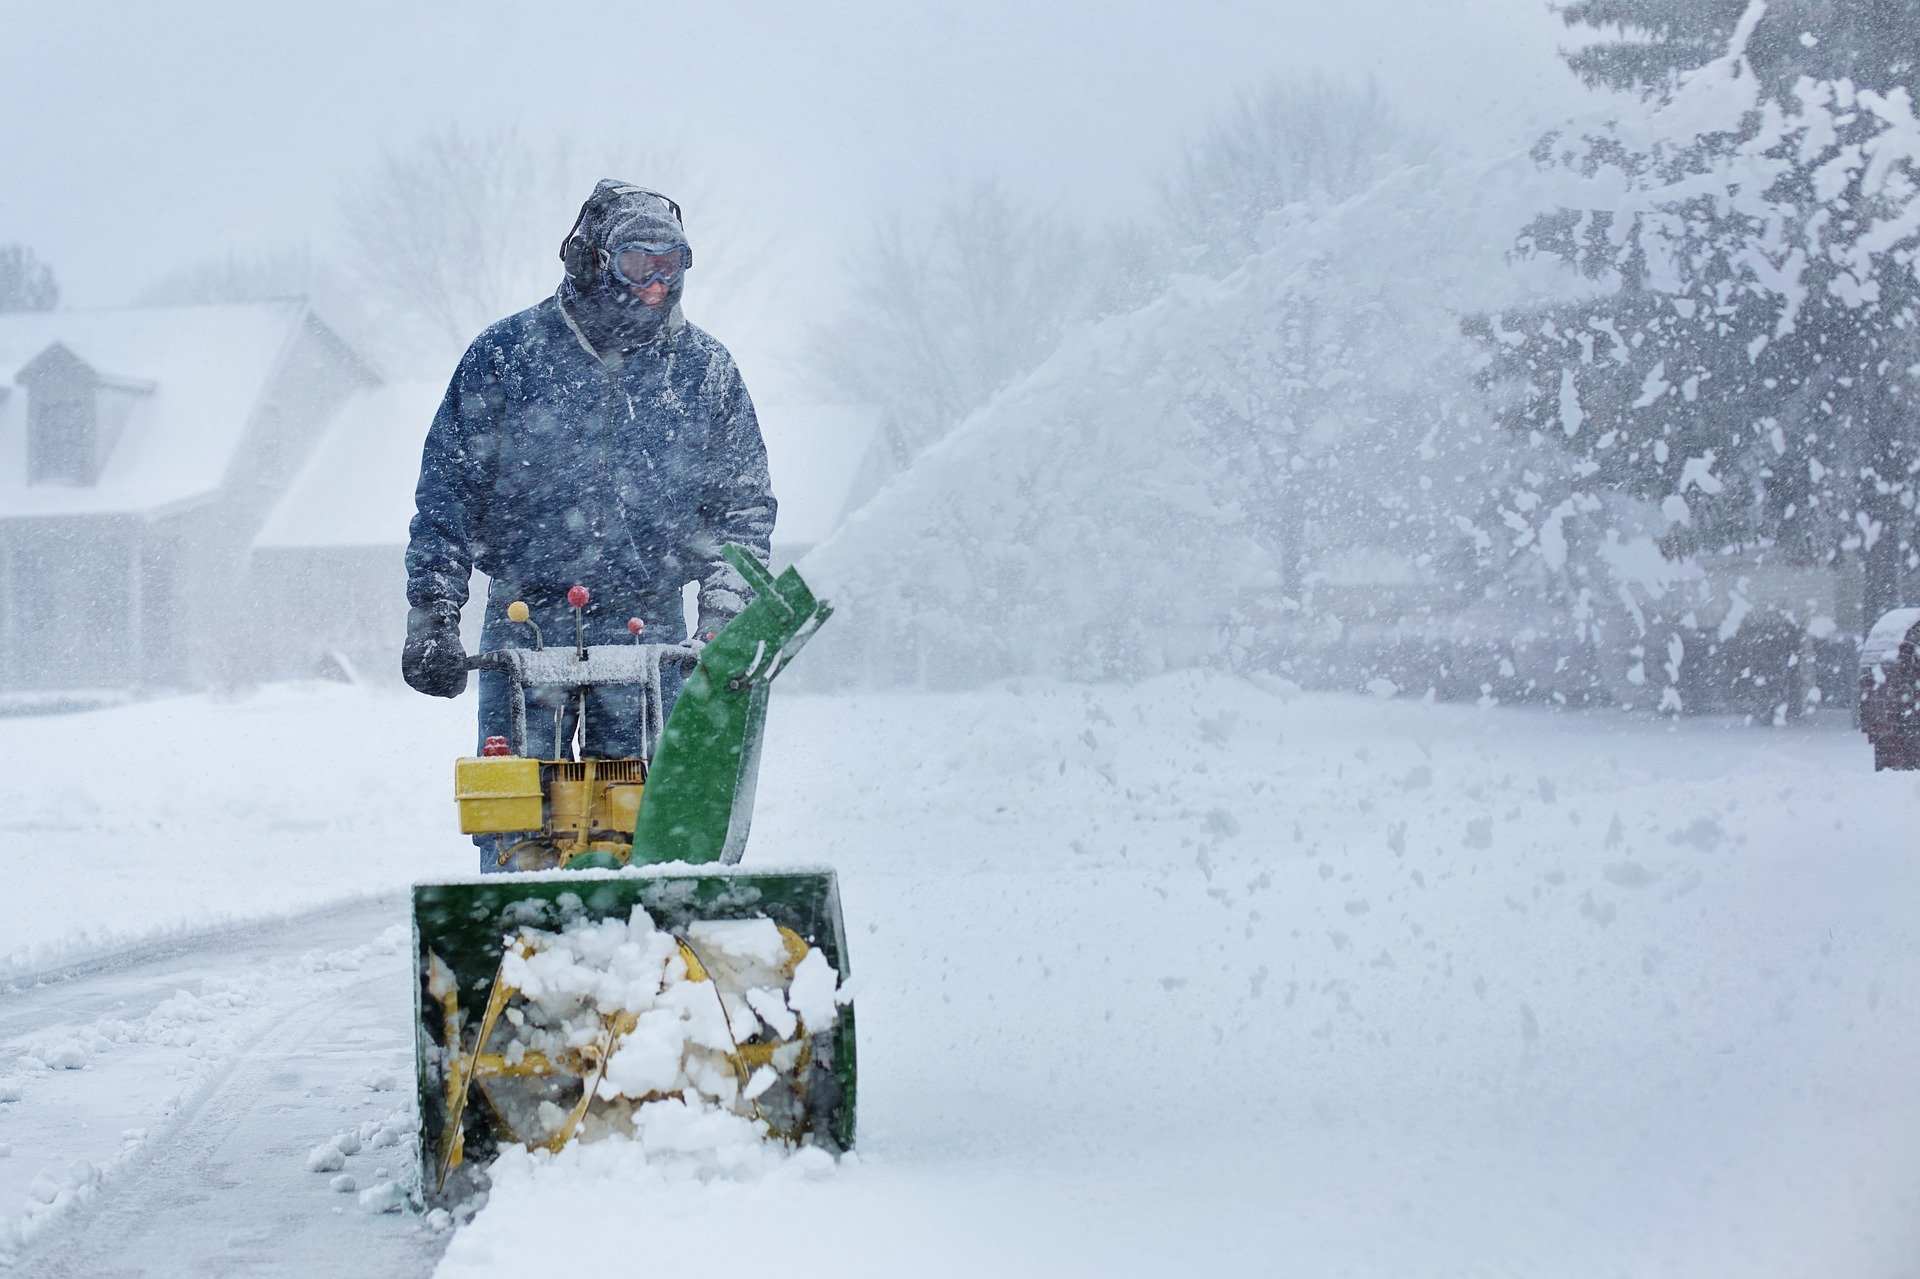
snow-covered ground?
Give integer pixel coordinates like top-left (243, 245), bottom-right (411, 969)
top-left (0, 902), bottom-right (442, 1275)
top-left (0, 684), bottom-right (472, 980)
top-left (4, 678), bottom-right (1919, 1276)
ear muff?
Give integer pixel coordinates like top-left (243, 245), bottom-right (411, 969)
top-left (560, 232), bottom-right (598, 286)
top-left (559, 184), bottom-right (689, 284)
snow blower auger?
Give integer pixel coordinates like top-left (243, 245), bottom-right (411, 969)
top-left (411, 545), bottom-right (853, 1203)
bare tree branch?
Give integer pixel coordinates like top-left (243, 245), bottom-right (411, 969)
top-left (1160, 76), bottom-right (1428, 274)
top-left (806, 178), bottom-right (1095, 469)
top-left (339, 127), bottom-right (777, 370)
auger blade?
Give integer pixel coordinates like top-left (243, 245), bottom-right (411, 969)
top-left (411, 864), bottom-right (856, 1203)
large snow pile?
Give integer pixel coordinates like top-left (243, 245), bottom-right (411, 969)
top-left (800, 150), bottom-right (1582, 685)
top-left (440, 1136), bottom-right (840, 1277)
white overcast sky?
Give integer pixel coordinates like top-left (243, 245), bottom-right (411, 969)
top-left (2, 0), bottom-right (1594, 366)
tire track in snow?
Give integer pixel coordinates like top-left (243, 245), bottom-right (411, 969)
top-left (0, 899), bottom-right (448, 1277)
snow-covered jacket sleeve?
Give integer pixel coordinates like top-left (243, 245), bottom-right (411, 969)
top-left (405, 342), bottom-right (500, 613)
top-left (693, 354), bottom-right (777, 623)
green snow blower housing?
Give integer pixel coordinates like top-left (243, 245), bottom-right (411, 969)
top-left (412, 547), bottom-right (853, 1202)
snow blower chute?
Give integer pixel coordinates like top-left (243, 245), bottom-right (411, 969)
top-left (411, 546), bottom-right (853, 1202)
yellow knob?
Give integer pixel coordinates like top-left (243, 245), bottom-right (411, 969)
top-left (506, 600), bottom-right (530, 623)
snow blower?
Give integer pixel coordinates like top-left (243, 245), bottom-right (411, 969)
top-left (411, 546), bottom-right (853, 1203)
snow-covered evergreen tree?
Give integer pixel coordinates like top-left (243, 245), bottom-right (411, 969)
top-left (1561, 0), bottom-right (1918, 97)
top-left (1479, 1), bottom-right (1920, 628)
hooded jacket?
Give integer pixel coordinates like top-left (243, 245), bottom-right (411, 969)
top-left (405, 184), bottom-right (775, 635)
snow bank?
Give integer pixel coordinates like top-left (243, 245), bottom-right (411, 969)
top-left (437, 1137), bottom-right (839, 1277)
top-left (0, 683), bottom-right (471, 979)
top-left (801, 149), bottom-right (1581, 686)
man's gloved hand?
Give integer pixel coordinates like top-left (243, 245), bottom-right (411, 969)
top-left (402, 603), bottom-right (469, 698)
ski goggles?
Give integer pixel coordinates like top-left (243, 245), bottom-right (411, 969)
top-left (607, 241), bottom-right (690, 287)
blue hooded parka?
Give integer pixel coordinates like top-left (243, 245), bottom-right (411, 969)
top-left (405, 183), bottom-right (775, 788)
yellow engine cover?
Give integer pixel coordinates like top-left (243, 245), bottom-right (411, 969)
top-left (455, 757), bottom-right (543, 834)
top-left (547, 760), bottom-right (645, 842)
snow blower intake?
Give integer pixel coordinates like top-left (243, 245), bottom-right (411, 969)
top-left (410, 546), bottom-right (853, 1203)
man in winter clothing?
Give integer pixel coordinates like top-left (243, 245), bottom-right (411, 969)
top-left (402, 182), bottom-right (775, 861)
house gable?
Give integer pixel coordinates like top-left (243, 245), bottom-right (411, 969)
top-left (0, 301), bottom-right (382, 695)
top-left (15, 343), bottom-right (155, 488)
top-left (0, 301), bottom-right (316, 517)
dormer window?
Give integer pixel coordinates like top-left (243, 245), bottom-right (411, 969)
top-left (16, 343), bottom-right (152, 487)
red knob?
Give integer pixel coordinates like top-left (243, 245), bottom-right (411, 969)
top-left (627, 618), bottom-right (644, 635)
top-left (567, 585), bottom-right (590, 609)
top-left (481, 735), bottom-right (510, 757)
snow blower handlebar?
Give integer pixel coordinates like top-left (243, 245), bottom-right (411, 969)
top-left (466, 643), bottom-right (702, 761)
top-left (457, 545), bottom-right (833, 864)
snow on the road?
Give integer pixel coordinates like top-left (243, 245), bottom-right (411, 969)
top-left (0, 683), bottom-right (471, 980)
top-left (0, 906), bottom-right (442, 1274)
top-left (5, 677), bottom-right (1920, 1275)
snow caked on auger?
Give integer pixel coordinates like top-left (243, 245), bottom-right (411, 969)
top-left (411, 546), bottom-right (853, 1203)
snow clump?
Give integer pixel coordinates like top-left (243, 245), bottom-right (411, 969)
top-left (489, 906), bottom-right (846, 1162)
top-left (357, 1179), bottom-right (406, 1213)
top-left (306, 1142), bottom-right (346, 1173)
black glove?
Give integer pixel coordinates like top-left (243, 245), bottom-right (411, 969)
top-left (402, 603), bottom-right (468, 698)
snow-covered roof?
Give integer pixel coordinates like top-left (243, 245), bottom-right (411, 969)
top-left (254, 381), bottom-right (443, 549)
top-left (0, 300), bottom-right (310, 517)
top-left (759, 402), bottom-right (884, 549)
top-left (1862, 607), bottom-right (1920, 668)
top-left (254, 392), bottom-right (883, 553)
